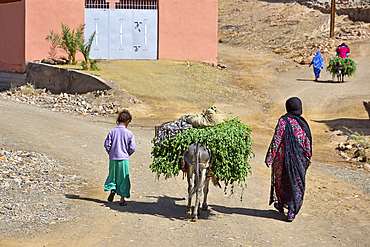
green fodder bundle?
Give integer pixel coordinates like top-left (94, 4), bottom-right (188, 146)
top-left (150, 117), bottom-right (253, 199)
top-left (326, 57), bottom-right (357, 79)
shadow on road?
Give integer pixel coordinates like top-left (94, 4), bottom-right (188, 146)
top-left (65, 194), bottom-right (213, 221)
top-left (296, 78), bottom-right (343, 84)
top-left (65, 194), bottom-right (286, 222)
top-left (209, 205), bottom-right (287, 222)
top-left (313, 118), bottom-right (370, 135)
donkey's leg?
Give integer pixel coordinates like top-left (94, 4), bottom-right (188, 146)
top-left (186, 165), bottom-right (194, 218)
top-left (193, 168), bottom-right (207, 221)
top-left (202, 176), bottom-right (210, 211)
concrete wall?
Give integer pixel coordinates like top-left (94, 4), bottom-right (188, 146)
top-left (26, 62), bottom-right (111, 94)
top-left (0, 72), bottom-right (26, 90)
top-left (158, 0), bottom-right (218, 63)
top-left (0, 0), bottom-right (25, 72)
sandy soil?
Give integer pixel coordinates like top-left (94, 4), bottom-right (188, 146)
top-left (1, 0), bottom-right (370, 246)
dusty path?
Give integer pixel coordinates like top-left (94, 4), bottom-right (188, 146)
top-left (1, 41), bottom-right (370, 246)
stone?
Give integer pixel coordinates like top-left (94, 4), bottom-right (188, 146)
top-left (345, 144), bottom-right (352, 150)
top-left (41, 59), bottom-right (55, 65)
top-left (338, 141), bottom-right (348, 151)
top-left (353, 148), bottom-right (365, 158)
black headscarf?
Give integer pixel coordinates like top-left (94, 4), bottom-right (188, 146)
top-left (284, 97), bottom-right (312, 150)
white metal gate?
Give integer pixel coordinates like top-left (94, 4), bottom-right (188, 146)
top-left (85, 0), bottom-right (158, 60)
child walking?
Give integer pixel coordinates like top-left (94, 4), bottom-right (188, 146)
top-left (104, 110), bottom-right (136, 206)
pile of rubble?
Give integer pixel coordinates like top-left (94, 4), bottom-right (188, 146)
top-left (0, 84), bottom-right (139, 117)
top-left (0, 148), bottom-right (86, 236)
top-left (337, 140), bottom-right (370, 170)
top-left (336, 26), bottom-right (370, 40)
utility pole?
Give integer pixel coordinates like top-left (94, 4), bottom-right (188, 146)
top-left (330, 0), bottom-right (336, 38)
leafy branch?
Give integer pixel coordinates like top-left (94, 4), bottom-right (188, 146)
top-left (46, 23), bottom-right (84, 65)
top-left (77, 31), bottom-right (99, 70)
top-left (326, 57), bottom-right (357, 79)
top-left (150, 117), bottom-right (253, 200)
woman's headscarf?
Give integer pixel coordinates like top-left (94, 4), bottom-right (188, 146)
top-left (312, 51), bottom-right (324, 69)
top-left (286, 97), bottom-right (302, 116)
top-left (284, 97), bottom-right (312, 150)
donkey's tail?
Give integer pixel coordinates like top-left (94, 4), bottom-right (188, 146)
top-left (190, 143), bottom-right (200, 197)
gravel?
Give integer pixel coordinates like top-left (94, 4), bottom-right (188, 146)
top-left (0, 148), bottom-right (87, 237)
top-left (317, 161), bottom-right (370, 195)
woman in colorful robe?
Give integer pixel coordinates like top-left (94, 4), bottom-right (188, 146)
top-left (265, 97), bottom-right (312, 222)
top-left (309, 51), bottom-right (324, 81)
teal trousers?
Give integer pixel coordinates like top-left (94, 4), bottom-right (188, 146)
top-left (104, 160), bottom-right (130, 198)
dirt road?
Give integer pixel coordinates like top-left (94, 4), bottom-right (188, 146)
top-left (2, 0), bottom-right (370, 243)
top-left (1, 39), bottom-right (370, 246)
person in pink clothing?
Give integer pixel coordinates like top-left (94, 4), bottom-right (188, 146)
top-left (336, 43), bottom-right (350, 58)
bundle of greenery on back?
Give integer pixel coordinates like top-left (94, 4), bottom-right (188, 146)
top-left (326, 57), bottom-right (357, 79)
top-left (150, 117), bottom-right (253, 199)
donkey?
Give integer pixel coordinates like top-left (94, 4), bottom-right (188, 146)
top-left (183, 143), bottom-right (213, 221)
top-left (337, 62), bottom-right (344, 82)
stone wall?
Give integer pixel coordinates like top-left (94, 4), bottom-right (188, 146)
top-left (0, 72), bottom-right (26, 90)
top-left (26, 62), bottom-right (111, 94)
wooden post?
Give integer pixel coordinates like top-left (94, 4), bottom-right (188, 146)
top-left (330, 0), bottom-right (336, 38)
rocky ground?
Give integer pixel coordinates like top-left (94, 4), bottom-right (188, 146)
top-left (218, 0), bottom-right (370, 69)
top-left (0, 85), bottom-right (139, 117)
top-left (0, 148), bottom-right (86, 237)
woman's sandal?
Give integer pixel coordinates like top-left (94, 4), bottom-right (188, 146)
top-left (119, 201), bottom-right (127, 206)
top-left (287, 211), bottom-right (295, 222)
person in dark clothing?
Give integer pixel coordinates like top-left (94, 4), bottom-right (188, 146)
top-left (265, 97), bottom-right (312, 222)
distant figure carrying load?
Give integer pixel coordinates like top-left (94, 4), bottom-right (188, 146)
top-left (309, 51), bottom-right (324, 81)
top-left (336, 43), bottom-right (350, 58)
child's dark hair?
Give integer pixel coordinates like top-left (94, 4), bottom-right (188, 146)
top-left (116, 109), bottom-right (132, 124)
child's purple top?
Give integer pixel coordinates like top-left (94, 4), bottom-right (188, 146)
top-left (104, 125), bottom-right (136, 160)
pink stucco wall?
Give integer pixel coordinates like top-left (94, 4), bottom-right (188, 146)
top-left (0, 1), bottom-right (25, 72)
top-left (25, 0), bottom-right (85, 63)
top-left (0, 0), bottom-right (218, 72)
top-left (158, 0), bottom-right (218, 63)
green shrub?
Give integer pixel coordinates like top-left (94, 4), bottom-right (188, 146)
top-left (46, 23), bottom-right (84, 65)
top-left (78, 31), bottom-right (97, 70)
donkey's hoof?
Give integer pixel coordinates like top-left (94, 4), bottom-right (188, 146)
top-left (192, 216), bottom-right (198, 222)
top-left (186, 211), bottom-right (192, 218)
top-left (202, 204), bottom-right (208, 211)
